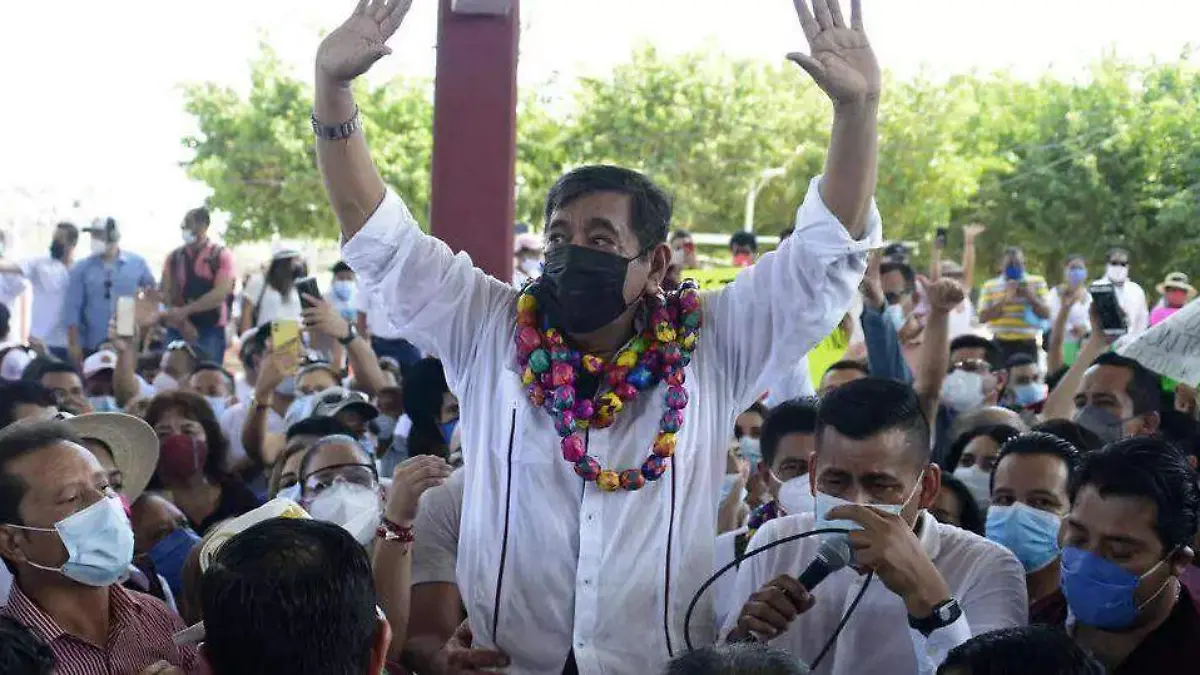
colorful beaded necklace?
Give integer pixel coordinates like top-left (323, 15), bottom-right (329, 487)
top-left (514, 281), bottom-right (703, 492)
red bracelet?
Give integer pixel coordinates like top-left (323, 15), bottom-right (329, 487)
top-left (377, 518), bottom-right (415, 543)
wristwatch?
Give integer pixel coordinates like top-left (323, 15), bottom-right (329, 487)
top-left (338, 322), bottom-right (359, 346)
top-left (311, 107), bottom-right (362, 141)
top-left (908, 598), bottom-right (962, 636)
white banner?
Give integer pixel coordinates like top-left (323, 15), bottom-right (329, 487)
top-left (1119, 300), bottom-right (1200, 386)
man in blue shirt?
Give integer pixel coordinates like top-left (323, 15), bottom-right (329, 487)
top-left (63, 218), bottom-right (156, 366)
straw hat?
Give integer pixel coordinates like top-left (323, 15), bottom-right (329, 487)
top-left (61, 412), bottom-right (160, 501)
top-left (1156, 272), bottom-right (1197, 300)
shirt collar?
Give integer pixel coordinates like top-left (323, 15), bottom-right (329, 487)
top-left (4, 582), bottom-right (143, 645)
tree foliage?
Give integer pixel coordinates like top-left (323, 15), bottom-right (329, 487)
top-left (183, 44), bottom-right (1200, 286)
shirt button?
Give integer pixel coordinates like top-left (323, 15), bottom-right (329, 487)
top-left (576, 640), bottom-right (585, 649)
top-left (586, 513), bottom-right (595, 522)
top-left (583, 578), bottom-right (591, 586)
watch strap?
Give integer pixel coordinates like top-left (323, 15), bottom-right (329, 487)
top-left (338, 323), bottom-right (358, 346)
top-left (908, 598), bottom-right (961, 636)
top-left (312, 107), bottom-right (362, 141)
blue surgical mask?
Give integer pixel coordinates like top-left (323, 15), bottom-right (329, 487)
top-left (986, 503), bottom-right (1062, 572)
top-left (439, 420), bottom-right (459, 444)
top-left (7, 495), bottom-right (134, 587)
top-left (1067, 267), bottom-right (1088, 287)
top-left (89, 395), bottom-right (119, 413)
top-left (277, 483), bottom-right (302, 502)
top-left (1012, 382), bottom-right (1046, 408)
top-left (813, 473), bottom-right (922, 549)
top-left (148, 527), bottom-right (202, 598)
top-left (738, 436), bottom-right (762, 466)
top-left (331, 279), bottom-right (356, 302)
top-left (1060, 546), bottom-right (1174, 630)
top-left (884, 304), bottom-right (906, 333)
top-left (275, 376), bottom-right (296, 398)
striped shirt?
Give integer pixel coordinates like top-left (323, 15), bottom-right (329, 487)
top-left (979, 274), bottom-right (1049, 340)
top-left (1, 582), bottom-right (205, 675)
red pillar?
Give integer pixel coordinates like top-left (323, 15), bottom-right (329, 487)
top-left (430, 0), bottom-right (520, 282)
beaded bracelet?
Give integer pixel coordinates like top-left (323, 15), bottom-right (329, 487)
top-left (376, 518), bottom-right (415, 543)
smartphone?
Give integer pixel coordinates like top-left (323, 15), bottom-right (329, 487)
top-left (295, 276), bottom-right (321, 309)
top-left (934, 227), bottom-right (948, 249)
top-left (1089, 281), bottom-right (1128, 337)
top-left (115, 296), bottom-right (136, 337)
top-left (272, 318), bottom-right (301, 352)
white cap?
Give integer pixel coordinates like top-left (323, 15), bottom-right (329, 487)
top-left (83, 350), bottom-right (119, 379)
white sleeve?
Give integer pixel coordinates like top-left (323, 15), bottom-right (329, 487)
top-left (703, 177), bottom-right (881, 409)
top-left (242, 274), bottom-right (264, 301)
top-left (0, 274), bottom-right (26, 306)
top-left (340, 190), bottom-right (518, 390)
top-left (908, 614), bottom-right (972, 675)
top-left (764, 356), bottom-right (816, 407)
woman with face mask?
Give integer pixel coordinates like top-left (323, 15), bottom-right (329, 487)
top-left (240, 252), bottom-right (304, 332)
top-left (298, 434), bottom-right (385, 546)
top-left (143, 391), bottom-right (263, 534)
top-left (984, 433), bottom-right (1080, 623)
top-left (946, 424), bottom-right (1021, 509)
top-left (1150, 272), bottom-right (1196, 327)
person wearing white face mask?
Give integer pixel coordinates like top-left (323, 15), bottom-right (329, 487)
top-left (984, 432), bottom-right (1080, 624)
top-left (298, 434), bottom-right (388, 546)
top-left (713, 398), bottom-right (820, 633)
top-left (512, 233), bottom-right (545, 288)
top-left (1100, 248), bottom-right (1149, 337)
top-left (947, 424), bottom-right (1021, 510)
top-left (932, 336), bottom-right (1008, 463)
top-left (187, 362), bottom-right (237, 420)
top-left (725, 379), bottom-right (1026, 675)
top-left (329, 261), bottom-right (359, 324)
top-left (0, 420), bottom-right (203, 672)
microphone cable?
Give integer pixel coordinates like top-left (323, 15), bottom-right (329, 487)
top-left (682, 527), bottom-right (875, 671)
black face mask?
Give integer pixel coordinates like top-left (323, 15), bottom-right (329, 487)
top-left (535, 245), bottom-right (636, 335)
top-left (50, 240), bottom-right (66, 260)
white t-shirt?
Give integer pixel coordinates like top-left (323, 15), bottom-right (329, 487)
top-left (412, 469), bottom-right (465, 585)
top-left (1047, 287), bottom-right (1092, 342)
top-left (947, 297), bottom-right (976, 340)
top-left (21, 257), bottom-right (71, 347)
top-left (242, 273), bottom-right (301, 328)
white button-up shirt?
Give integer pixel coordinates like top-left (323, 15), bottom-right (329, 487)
top-left (341, 177), bottom-right (880, 675)
top-left (723, 511), bottom-right (1027, 675)
top-left (21, 256), bottom-right (72, 347)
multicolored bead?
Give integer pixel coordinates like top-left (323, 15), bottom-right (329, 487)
top-left (551, 346), bottom-right (572, 362)
top-left (619, 469), bottom-right (646, 491)
top-left (661, 409), bottom-right (684, 433)
top-left (528, 384), bottom-right (546, 407)
top-left (521, 367), bottom-right (535, 386)
top-left (665, 385), bottom-right (688, 410)
top-left (573, 399), bottom-right (595, 421)
top-left (516, 326), bottom-right (542, 354)
top-left (551, 361), bottom-right (576, 387)
top-left (660, 343), bottom-right (683, 366)
top-left (529, 349), bottom-right (551, 374)
top-left (655, 323), bottom-right (677, 343)
top-left (642, 455), bottom-right (669, 480)
top-left (561, 434), bottom-right (586, 462)
top-left (679, 289), bottom-right (700, 312)
top-left (606, 366), bottom-right (630, 388)
top-left (652, 433), bottom-right (677, 458)
top-left (544, 328), bottom-right (564, 347)
top-left (627, 365), bottom-right (653, 390)
top-left (555, 410), bottom-right (577, 437)
top-left (517, 309), bottom-right (537, 327)
top-left (581, 354), bottom-right (605, 375)
top-left (615, 350), bottom-right (639, 369)
top-left (614, 383), bottom-right (638, 401)
top-left (552, 385), bottom-right (576, 411)
top-left (666, 369), bottom-right (686, 387)
top-left (597, 392), bottom-right (623, 416)
top-left (597, 470), bottom-right (621, 492)
top-left (575, 456), bottom-right (601, 481)
top-left (517, 294), bottom-right (538, 313)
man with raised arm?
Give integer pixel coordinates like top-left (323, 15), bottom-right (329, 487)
top-left (316, 1), bottom-right (882, 673)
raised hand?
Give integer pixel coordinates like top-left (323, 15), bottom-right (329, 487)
top-left (317, 0), bottom-right (415, 85)
top-left (860, 250), bottom-right (886, 309)
top-left (788, 1), bottom-right (880, 106)
top-left (924, 277), bottom-right (965, 313)
top-left (963, 223), bottom-right (987, 243)
top-left (384, 455), bottom-right (452, 526)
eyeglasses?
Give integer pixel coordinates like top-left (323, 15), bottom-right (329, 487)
top-left (883, 290), bottom-right (912, 305)
top-left (1108, 261), bottom-right (1129, 267)
top-left (300, 462), bottom-right (378, 496)
top-left (951, 359), bottom-right (992, 374)
top-left (316, 389), bottom-right (369, 408)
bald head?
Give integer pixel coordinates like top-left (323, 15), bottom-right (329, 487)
top-left (950, 406), bottom-right (1027, 441)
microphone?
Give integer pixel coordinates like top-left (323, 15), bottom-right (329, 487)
top-left (797, 535), bottom-right (853, 591)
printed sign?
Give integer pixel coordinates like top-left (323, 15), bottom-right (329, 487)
top-left (1119, 300), bottom-right (1200, 386)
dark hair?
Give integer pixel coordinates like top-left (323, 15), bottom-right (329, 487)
top-left (1032, 418), bottom-right (1104, 453)
top-left (201, 518), bottom-right (379, 675)
top-left (0, 421), bottom-right (82, 526)
top-left (287, 416), bottom-right (354, 441)
top-left (331, 261), bottom-right (353, 275)
top-left (1064, 254), bottom-right (1086, 267)
top-left (266, 257), bottom-right (298, 294)
top-left (143, 391), bottom-right (231, 483)
top-left (0, 615), bottom-right (55, 675)
top-left (816, 378), bottom-right (930, 463)
top-left (938, 474), bottom-right (985, 535)
top-left (991, 432), bottom-right (1081, 493)
top-left (1088, 352), bottom-right (1161, 415)
top-left (670, 229), bottom-right (692, 242)
top-left (945, 423), bottom-right (1021, 472)
top-left (0, 304), bottom-right (9, 344)
top-left (1044, 365), bottom-right (1070, 394)
top-left (1003, 245), bottom-right (1024, 259)
top-left (403, 358), bottom-right (452, 459)
top-left (1006, 353), bottom-right (1037, 371)
top-left (950, 335), bottom-right (1002, 370)
top-left (298, 435), bottom-right (374, 489)
top-left (185, 207), bottom-right (211, 229)
top-left (879, 261), bottom-right (916, 290)
top-left (1158, 409), bottom-right (1200, 465)
top-left (1106, 247), bottom-right (1130, 262)
top-left (21, 357), bottom-right (79, 384)
top-left (938, 626), bottom-right (1104, 675)
top-left (729, 231), bottom-right (758, 253)
top-left (760, 398), bottom-right (819, 469)
top-left (56, 221), bottom-right (80, 246)
top-left (192, 361), bottom-right (235, 393)
top-left (544, 165), bottom-right (672, 254)
top-left (240, 324), bottom-right (272, 372)
top-left (824, 359), bottom-right (870, 379)
top-left (1069, 436), bottom-right (1200, 553)
top-left (0, 381), bottom-right (57, 429)
top-left (663, 643), bottom-right (809, 675)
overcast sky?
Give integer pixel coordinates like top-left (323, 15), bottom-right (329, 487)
top-left (1, 0), bottom-right (1195, 258)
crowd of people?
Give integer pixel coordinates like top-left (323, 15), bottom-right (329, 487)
top-left (0, 1), bottom-right (1198, 674)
